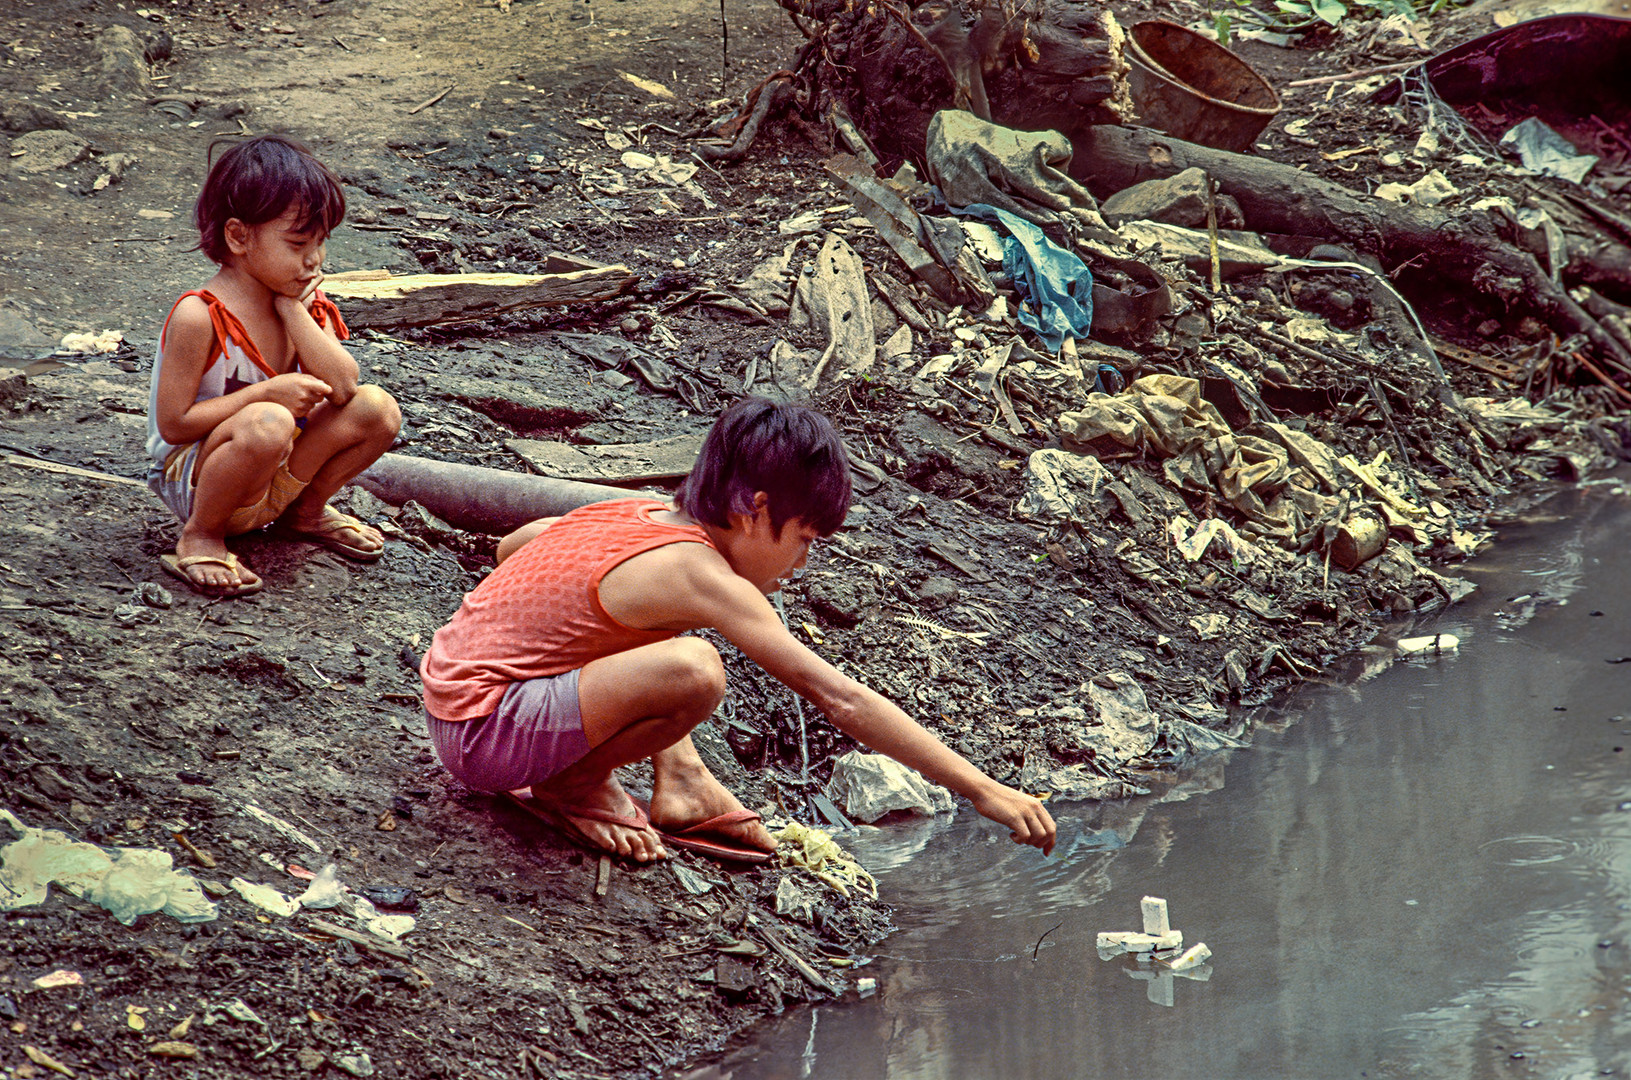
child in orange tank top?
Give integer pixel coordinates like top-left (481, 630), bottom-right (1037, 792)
top-left (146, 134), bottom-right (400, 597)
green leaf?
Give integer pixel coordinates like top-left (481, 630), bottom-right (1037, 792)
top-left (1274, 0), bottom-right (1311, 13)
top-left (1310, 0), bottom-right (1347, 22)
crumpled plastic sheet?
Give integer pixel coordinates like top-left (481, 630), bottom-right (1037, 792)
top-left (1499, 116), bottom-right (1599, 184)
top-left (924, 109), bottom-right (1110, 233)
top-left (1016, 448), bottom-right (1114, 522)
top-left (955, 202), bottom-right (1094, 353)
top-left (771, 821), bottom-right (878, 900)
top-left (1089, 672), bottom-right (1161, 763)
top-left (823, 751), bottom-right (953, 824)
top-left (1, 809), bottom-right (218, 926)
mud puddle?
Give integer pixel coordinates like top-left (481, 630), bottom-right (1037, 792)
top-left (694, 478), bottom-right (1631, 1080)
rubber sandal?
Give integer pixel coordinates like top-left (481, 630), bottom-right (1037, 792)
top-left (160, 552), bottom-right (263, 598)
top-left (654, 809), bottom-right (775, 865)
top-left (502, 789), bottom-right (659, 859)
top-left (273, 506), bottom-right (384, 562)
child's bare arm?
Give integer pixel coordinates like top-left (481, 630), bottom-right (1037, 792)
top-left (275, 277), bottom-right (359, 405)
top-left (153, 296), bottom-right (332, 446)
top-left (605, 546), bottom-right (1057, 853)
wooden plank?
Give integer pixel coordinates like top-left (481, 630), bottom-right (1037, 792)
top-left (505, 434), bottom-right (703, 485)
top-left (321, 267), bottom-right (636, 329)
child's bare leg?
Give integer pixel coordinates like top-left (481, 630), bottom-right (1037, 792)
top-left (545, 637), bottom-right (732, 862)
top-left (649, 736), bottom-right (777, 855)
top-left (279, 384), bottom-right (401, 553)
top-left (177, 403), bottom-right (298, 590)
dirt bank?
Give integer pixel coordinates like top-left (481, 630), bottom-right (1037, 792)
top-left (2, 0), bottom-right (1628, 1076)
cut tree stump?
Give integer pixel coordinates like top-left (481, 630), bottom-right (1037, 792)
top-left (321, 266), bottom-right (636, 329)
top-left (771, 0), bottom-right (1133, 170)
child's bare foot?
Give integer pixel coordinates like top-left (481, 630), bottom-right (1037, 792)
top-left (649, 760), bottom-right (777, 862)
top-left (530, 774), bottom-right (667, 863)
top-left (274, 504), bottom-right (384, 561)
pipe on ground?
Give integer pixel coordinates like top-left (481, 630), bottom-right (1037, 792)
top-left (354, 453), bottom-right (641, 535)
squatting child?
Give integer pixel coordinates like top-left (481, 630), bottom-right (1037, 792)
top-left (146, 134), bottom-right (401, 597)
top-left (420, 396), bottom-right (1056, 864)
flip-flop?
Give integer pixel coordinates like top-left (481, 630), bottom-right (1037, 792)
top-left (502, 789), bottom-right (660, 858)
top-left (654, 809), bottom-right (775, 866)
top-left (160, 552), bottom-right (263, 598)
top-left (273, 506), bottom-right (384, 562)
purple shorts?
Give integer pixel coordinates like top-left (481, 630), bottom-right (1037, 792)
top-left (426, 669), bottom-right (591, 793)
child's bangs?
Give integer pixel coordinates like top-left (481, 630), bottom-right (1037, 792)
top-left (290, 166), bottom-right (346, 238)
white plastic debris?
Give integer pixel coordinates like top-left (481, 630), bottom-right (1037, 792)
top-left (856, 977), bottom-right (877, 998)
top-left (1373, 169), bottom-right (1457, 207)
top-left (228, 877), bottom-right (299, 917)
top-left (1499, 117), bottom-right (1597, 184)
top-left (295, 863), bottom-right (347, 910)
top-left (0, 810), bottom-right (217, 926)
top-left (1397, 633), bottom-right (1459, 657)
top-left (352, 895), bottom-right (416, 941)
top-left (824, 751), bottom-right (954, 823)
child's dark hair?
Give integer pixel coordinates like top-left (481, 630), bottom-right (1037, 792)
top-left (194, 134), bottom-right (345, 264)
top-left (677, 397), bottom-right (852, 538)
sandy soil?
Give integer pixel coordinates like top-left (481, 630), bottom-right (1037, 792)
top-left (0, 0), bottom-right (1625, 1076)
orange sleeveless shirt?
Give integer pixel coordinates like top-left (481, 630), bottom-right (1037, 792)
top-left (420, 498), bottom-right (715, 721)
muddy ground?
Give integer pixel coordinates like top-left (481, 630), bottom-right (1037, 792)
top-left (1, 0), bottom-right (1628, 1076)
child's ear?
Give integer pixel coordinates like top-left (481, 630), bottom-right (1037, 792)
top-left (223, 218), bottom-right (251, 255)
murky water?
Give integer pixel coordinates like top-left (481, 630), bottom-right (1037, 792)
top-left (702, 481), bottom-right (1631, 1080)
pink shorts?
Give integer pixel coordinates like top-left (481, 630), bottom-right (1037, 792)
top-left (426, 670), bottom-right (590, 792)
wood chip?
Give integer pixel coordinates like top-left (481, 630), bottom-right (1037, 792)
top-left (24, 1046), bottom-right (75, 1076)
top-left (146, 1042), bottom-right (198, 1059)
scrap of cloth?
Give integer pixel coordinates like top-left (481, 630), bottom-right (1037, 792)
top-left (958, 202), bottom-right (1094, 353)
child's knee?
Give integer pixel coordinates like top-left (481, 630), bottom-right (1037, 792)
top-left (349, 384), bottom-right (402, 437)
top-left (669, 637), bottom-right (727, 704)
top-left (235, 402), bottom-right (300, 454)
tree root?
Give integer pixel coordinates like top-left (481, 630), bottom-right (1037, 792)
top-left (695, 73), bottom-right (798, 163)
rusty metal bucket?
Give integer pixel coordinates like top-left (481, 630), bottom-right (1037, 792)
top-left (1125, 21), bottom-right (1282, 153)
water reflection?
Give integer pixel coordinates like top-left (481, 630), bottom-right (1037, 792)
top-left (701, 483), bottom-right (1631, 1080)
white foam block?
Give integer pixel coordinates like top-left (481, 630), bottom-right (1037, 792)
top-left (1097, 929), bottom-right (1183, 953)
top-left (1140, 895), bottom-right (1170, 936)
top-left (1164, 942), bottom-right (1212, 972)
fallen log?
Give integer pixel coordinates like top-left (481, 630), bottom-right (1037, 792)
top-left (354, 453), bottom-right (633, 535)
top-left (1065, 124), bottom-right (1631, 376)
top-left (321, 266), bottom-right (635, 329)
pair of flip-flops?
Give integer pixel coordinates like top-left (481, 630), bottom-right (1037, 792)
top-left (504, 789), bottom-right (773, 865)
top-left (159, 552), bottom-right (263, 598)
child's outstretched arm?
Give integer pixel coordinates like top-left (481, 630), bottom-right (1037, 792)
top-left (618, 547), bottom-right (1057, 854)
top-left (275, 275), bottom-right (359, 406)
top-left (154, 295), bottom-right (333, 447)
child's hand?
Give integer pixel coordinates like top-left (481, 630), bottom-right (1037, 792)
top-left (261, 372), bottom-right (334, 417)
top-left (274, 272), bottom-right (324, 316)
top-left (972, 784), bottom-right (1057, 855)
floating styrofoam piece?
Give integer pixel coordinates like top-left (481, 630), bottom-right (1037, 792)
top-left (1141, 896), bottom-right (1170, 936)
top-left (1397, 633), bottom-right (1459, 656)
top-left (1097, 929), bottom-right (1183, 953)
top-left (1164, 942), bottom-right (1212, 972)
